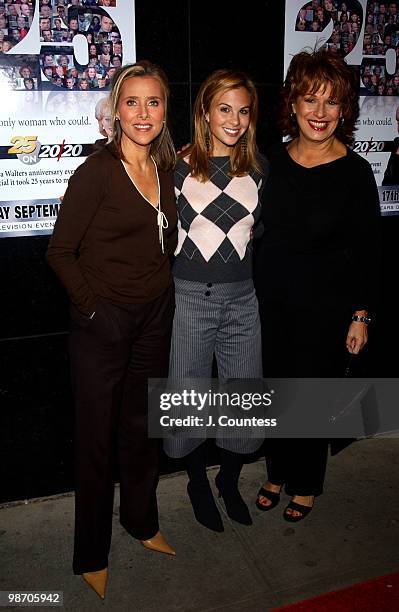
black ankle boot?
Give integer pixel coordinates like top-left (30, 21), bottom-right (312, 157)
top-left (187, 480), bottom-right (224, 532)
top-left (215, 473), bottom-right (252, 526)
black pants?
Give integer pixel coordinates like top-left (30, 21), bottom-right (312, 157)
top-left (259, 298), bottom-right (350, 497)
top-left (266, 439), bottom-right (328, 496)
top-left (69, 286), bottom-right (174, 574)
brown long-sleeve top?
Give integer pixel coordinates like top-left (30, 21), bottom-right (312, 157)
top-left (47, 143), bottom-right (177, 316)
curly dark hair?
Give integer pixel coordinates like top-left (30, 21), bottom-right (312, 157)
top-left (280, 48), bottom-right (359, 144)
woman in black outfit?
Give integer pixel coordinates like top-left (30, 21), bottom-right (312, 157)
top-left (254, 48), bottom-right (380, 522)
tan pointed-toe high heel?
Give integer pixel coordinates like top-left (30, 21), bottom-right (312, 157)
top-left (140, 531), bottom-right (176, 556)
top-left (82, 567), bottom-right (108, 600)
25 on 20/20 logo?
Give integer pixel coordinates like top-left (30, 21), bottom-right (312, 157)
top-left (8, 136), bottom-right (82, 165)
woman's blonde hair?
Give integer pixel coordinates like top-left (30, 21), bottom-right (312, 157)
top-left (110, 60), bottom-right (176, 170)
top-left (186, 69), bottom-right (261, 182)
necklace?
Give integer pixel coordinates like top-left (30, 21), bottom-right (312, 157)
top-left (121, 156), bottom-right (168, 254)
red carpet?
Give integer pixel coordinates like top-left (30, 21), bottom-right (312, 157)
top-left (272, 572), bottom-right (399, 612)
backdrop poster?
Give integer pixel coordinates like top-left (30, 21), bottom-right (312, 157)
top-left (0, 0), bottom-right (135, 238)
top-left (284, 0), bottom-right (399, 216)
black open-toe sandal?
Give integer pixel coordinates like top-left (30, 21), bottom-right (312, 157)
top-left (283, 500), bottom-right (313, 522)
top-left (255, 487), bottom-right (281, 512)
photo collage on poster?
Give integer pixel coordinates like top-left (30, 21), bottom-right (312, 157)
top-left (295, 1), bottom-right (399, 96)
top-left (0, 0), bottom-right (121, 90)
top-left (287, 1), bottom-right (399, 213)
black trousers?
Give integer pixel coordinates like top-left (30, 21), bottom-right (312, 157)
top-left (266, 439), bottom-right (328, 496)
top-left (69, 286), bottom-right (174, 574)
top-left (259, 298), bottom-right (351, 497)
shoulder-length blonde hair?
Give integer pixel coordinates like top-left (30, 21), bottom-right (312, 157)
top-left (186, 69), bottom-right (261, 182)
top-left (110, 60), bottom-right (176, 171)
top-left (280, 48), bottom-right (359, 145)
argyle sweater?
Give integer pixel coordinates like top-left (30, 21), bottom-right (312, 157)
top-left (173, 155), bottom-right (267, 283)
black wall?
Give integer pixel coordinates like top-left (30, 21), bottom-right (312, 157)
top-left (1, 1), bottom-right (397, 503)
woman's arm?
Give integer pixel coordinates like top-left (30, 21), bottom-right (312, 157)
top-left (345, 156), bottom-right (381, 353)
top-left (47, 155), bottom-right (106, 316)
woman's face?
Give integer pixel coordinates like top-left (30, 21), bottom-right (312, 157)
top-left (292, 82), bottom-right (342, 146)
top-left (89, 44), bottom-right (97, 56)
top-left (205, 86), bottom-right (251, 157)
top-left (116, 75), bottom-right (166, 151)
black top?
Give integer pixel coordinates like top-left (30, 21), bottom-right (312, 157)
top-left (382, 137), bottom-right (399, 186)
top-left (255, 143), bottom-right (381, 314)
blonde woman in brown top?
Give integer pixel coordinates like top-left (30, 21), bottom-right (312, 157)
top-left (47, 61), bottom-right (177, 600)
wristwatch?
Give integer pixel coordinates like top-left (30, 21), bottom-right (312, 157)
top-left (352, 314), bottom-right (371, 324)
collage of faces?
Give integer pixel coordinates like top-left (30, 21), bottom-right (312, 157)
top-left (295, 1), bottom-right (399, 95)
top-left (362, 2), bottom-right (399, 95)
top-left (0, 0), bottom-right (33, 52)
top-left (0, 0), bottom-right (122, 90)
top-left (295, 0), bottom-right (362, 53)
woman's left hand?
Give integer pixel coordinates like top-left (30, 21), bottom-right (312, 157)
top-left (346, 321), bottom-right (368, 354)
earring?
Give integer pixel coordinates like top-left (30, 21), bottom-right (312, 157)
top-left (205, 124), bottom-right (211, 154)
top-left (240, 132), bottom-right (248, 155)
top-left (290, 111), bottom-right (296, 122)
top-left (340, 116), bottom-right (344, 126)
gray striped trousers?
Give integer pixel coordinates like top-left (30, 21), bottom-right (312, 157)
top-left (163, 277), bottom-right (263, 458)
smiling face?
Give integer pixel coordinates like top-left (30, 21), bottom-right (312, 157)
top-left (116, 75), bottom-right (165, 153)
top-left (205, 86), bottom-right (251, 156)
top-left (101, 15), bottom-right (113, 32)
top-left (292, 82), bottom-right (341, 146)
top-left (113, 41), bottom-right (122, 54)
top-left (20, 3), bottom-right (30, 16)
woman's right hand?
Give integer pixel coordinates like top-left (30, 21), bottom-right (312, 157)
top-left (177, 142), bottom-right (191, 155)
top-left (346, 321), bottom-right (368, 354)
